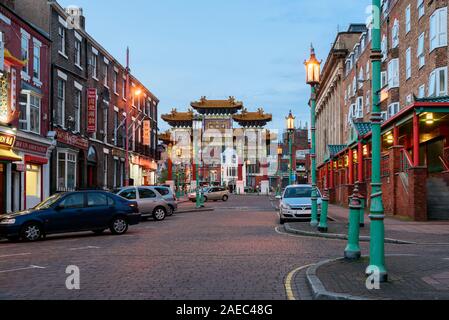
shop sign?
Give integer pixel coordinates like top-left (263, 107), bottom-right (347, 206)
top-left (15, 139), bottom-right (48, 155)
top-left (0, 73), bottom-right (8, 124)
top-left (87, 88), bottom-right (97, 133)
top-left (143, 120), bottom-right (151, 146)
top-left (0, 133), bottom-right (15, 148)
top-left (112, 148), bottom-right (125, 158)
top-left (56, 128), bottom-right (88, 150)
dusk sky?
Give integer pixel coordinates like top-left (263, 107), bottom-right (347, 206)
top-left (59, 0), bottom-right (371, 131)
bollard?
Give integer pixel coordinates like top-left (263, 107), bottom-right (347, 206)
top-left (359, 196), bottom-right (366, 228)
top-left (344, 185), bottom-right (361, 260)
top-left (318, 189), bottom-right (329, 233)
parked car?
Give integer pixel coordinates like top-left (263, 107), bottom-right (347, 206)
top-left (151, 186), bottom-right (177, 216)
top-left (189, 187), bottom-right (230, 202)
top-left (0, 191), bottom-right (141, 242)
top-left (277, 185), bottom-right (322, 224)
top-left (116, 187), bottom-right (170, 221)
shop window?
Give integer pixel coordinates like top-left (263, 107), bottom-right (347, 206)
top-left (58, 151), bottom-right (77, 191)
top-left (26, 164), bottom-right (41, 198)
top-left (19, 91), bottom-right (41, 134)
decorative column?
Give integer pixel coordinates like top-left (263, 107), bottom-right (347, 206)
top-left (413, 112), bottom-right (420, 167)
top-left (348, 149), bottom-right (354, 186)
top-left (366, 0), bottom-right (388, 282)
top-left (358, 141), bottom-right (366, 227)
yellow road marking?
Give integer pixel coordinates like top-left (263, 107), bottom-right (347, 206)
top-left (285, 264), bottom-right (313, 300)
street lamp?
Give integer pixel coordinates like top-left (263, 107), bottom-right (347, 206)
top-left (276, 144), bottom-right (283, 197)
top-left (305, 44), bottom-right (321, 228)
top-left (193, 116), bottom-right (204, 208)
top-left (286, 111), bottom-right (295, 186)
top-left (366, 0), bottom-right (388, 282)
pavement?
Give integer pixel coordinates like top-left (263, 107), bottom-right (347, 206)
top-left (1, 196), bottom-right (448, 300)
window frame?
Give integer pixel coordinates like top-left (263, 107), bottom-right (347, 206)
top-left (19, 90), bottom-right (41, 134)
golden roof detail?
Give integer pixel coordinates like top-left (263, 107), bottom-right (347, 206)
top-left (191, 96), bottom-right (244, 109)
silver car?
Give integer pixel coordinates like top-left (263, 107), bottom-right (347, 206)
top-left (278, 185), bottom-right (322, 224)
top-left (116, 187), bottom-right (169, 221)
top-left (188, 187), bottom-right (230, 202)
top-left (149, 186), bottom-right (178, 216)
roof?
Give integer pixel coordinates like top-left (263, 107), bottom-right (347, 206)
top-left (158, 131), bottom-right (172, 144)
top-left (353, 122), bottom-right (372, 136)
top-left (161, 109), bottom-right (194, 124)
top-left (232, 108), bottom-right (272, 123)
top-left (191, 96), bottom-right (243, 110)
top-left (415, 95), bottom-right (449, 103)
top-left (328, 145), bottom-right (347, 157)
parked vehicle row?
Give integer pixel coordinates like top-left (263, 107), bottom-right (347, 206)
top-left (0, 186), bottom-right (178, 242)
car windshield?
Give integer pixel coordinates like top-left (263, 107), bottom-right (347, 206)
top-left (284, 187), bottom-right (313, 199)
top-left (34, 194), bottom-right (63, 210)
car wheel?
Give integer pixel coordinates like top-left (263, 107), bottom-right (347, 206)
top-left (92, 229), bottom-right (106, 235)
top-left (167, 206), bottom-right (174, 217)
top-left (110, 217), bottom-right (129, 235)
top-left (153, 207), bottom-right (167, 221)
top-left (20, 223), bottom-right (43, 242)
top-left (222, 195), bottom-right (229, 202)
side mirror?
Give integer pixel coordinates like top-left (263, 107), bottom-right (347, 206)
top-left (275, 195), bottom-right (282, 200)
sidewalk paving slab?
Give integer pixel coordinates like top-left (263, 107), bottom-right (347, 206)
top-left (306, 255), bottom-right (449, 300)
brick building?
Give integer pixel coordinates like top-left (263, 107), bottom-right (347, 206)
top-left (11, 0), bottom-right (159, 193)
top-left (0, 1), bottom-right (53, 214)
top-left (316, 0), bottom-right (449, 221)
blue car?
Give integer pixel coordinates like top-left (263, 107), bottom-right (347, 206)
top-left (0, 191), bottom-right (141, 242)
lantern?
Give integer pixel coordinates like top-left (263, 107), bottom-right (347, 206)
top-left (286, 110), bottom-right (296, 132)
top-left (304, 44), bottom-right (321, 86)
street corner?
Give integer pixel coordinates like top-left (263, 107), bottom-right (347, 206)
top-left (304, 255), bottom-right (449, 300)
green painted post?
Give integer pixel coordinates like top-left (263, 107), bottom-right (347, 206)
top-left (318, 189), bottom-right (329, 233)
top-left (360, 196), bottom-right (366, 228)
top-left (345, 185), bottom-right (362, 260)
top-left (288, 132), bottom-right (293, 186)
top-left (310, 85), bottom-right (319, 227)
top-left (366, 0), bottom-right (387, 282)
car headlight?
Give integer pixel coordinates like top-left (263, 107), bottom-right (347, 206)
top-left (281, 203), bottom-right (291, 210)
top-left (0, 219), bottom-right (16, 225)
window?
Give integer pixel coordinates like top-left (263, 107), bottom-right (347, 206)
top-left (366, 91), bottom-right (371, 114)
top-left (406, 94), bottom-right (413, 105)
top-left (21, 32), bottom-right (29, 74)
top-left (88, 193), bottom-right (108, 207)
top-left (406, 5), bottom-right (411, 34)
top-left (358, 68), bottom-right (364, 89)
top-left (56, 79), bottom-right (65, 127)
top-left (19, 92), bottom-right (41, 134)
top-left (406, 47), bottom-right (412, 79)
top-left (120, 188), bottom-right (136, 200)
top-left (103, 107), bottom-right (108, 143)
top-left (381, 35), bottom-right (388, 60)
top-left (430, 7), bottom-right (448, 51)
top-left (114, 110), bottom-right (119, 146)
top-left (113, 70), bottom-right (118, 94)
top-left (103, 63), bottom-right (109, 87)
top-left (381, 112), bottom-right (388, 122)
top-left (418, 84), bottom-right (426, 98)
top-left (58, 24), bottom-right (66, 56)
top-left (138, 188), bottom-right (157, 199)
top-left (122, 78), bottom-right (126, 99)
top-left (428, 67), bottom-right (448, 97)
top-left (352, 77), bottom-right (357, 96)
top-left (33, 43), bottom-right (41, 80)
top-left (388, 59), bottom-right (399, 88)
top-left (57, 152), bottom-right (77, 191)
top-left (92, 51), bottom-right (98, 79)
top-left (381, 71), bottom-right (388, 88)
top-left (417, 0), bottom-right (425, 19)
top-left (417, 32), bottom-right (425, 68)
top-left (74, 39), bottom-right (81, 67)
top-left (103, 155), bottom-right (108, 187)
top-left (392, 19), bottom-right (399, 48)
top-left (74, 89), bottom-right (81, 132)
top-left (356, 97), bottom-right (364, 118)
top-left (60, 194), bottom-right (84, 209)
top-left (366, 61), bottom-right (370, 80)
top-left (387, 103), bottom-right (400, 118)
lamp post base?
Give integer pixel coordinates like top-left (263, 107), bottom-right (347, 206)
top-left (318, 226), bottom-right (328, 233)
top-left (344, 250), bottom-right (361, 261)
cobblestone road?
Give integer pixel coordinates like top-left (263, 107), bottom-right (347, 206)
top-left (0, 195), bottom-right (446, 300)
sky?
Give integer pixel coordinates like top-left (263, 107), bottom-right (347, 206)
top-left (59, 0), bottom-right (371, 132)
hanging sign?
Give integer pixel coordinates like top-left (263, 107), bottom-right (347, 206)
top-left (143, 119), bottom-right (151, 146)
top-left (87, 88), bottom-right (97, 133)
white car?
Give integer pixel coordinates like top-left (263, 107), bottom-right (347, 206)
top-left (277, 185), bottom-right (322, 224)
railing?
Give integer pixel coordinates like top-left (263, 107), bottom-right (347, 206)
top-left (381, 153), bottom-right (390, 178)
top-left (400, 149), bottom-right (414, 177)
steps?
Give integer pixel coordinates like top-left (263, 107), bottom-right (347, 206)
top-left (427, 177), bottom-right (449, 220)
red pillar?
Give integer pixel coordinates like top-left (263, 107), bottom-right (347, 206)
top-left (348, 150), bottom-right (354, 185)
top-left (357, 142), bottom-right (364, 183)
top-left (329, 161), bottom-right (334, 189)
top-left (238, 163), bottom-right (243, 181)
top-left (393, 125), bottom-right (400, 146)
top-left (413, 112), bottom-right (420, 166)
top-left (167, 158), bottom-right (173, 181)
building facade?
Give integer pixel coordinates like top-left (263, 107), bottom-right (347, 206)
top-left (11, 0), bottom-right (159, 194)
top-left (0, 1), bottom-right (53, 214)
top-left (316, 0), bottom-right (449, 221)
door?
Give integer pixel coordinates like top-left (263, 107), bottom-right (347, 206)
top-left (43, 193), bottom-right (86, 233)
top-left (85, 193), bottom-right (114, 229)
top-left (26, 164), bottom-right (42, 209)
top-left (138, 188), bottom-right (158, 214)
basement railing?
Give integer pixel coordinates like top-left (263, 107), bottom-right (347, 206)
top-left (400, 149), bottom-right (414, 177)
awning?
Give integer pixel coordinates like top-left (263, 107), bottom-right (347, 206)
top-left (0, 148), bottom-right (22, 162)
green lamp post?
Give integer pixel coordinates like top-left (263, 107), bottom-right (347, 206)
top-left (193, 116), bottom-right (205, 208)
top-left (286, 111), bottom-right (295, 186)
top-left (366, 0), bottom-right (387, 282)
top-left (276, 144), bottom-right (283, 197)
top-left (175, 148), bottom-right (182, 199)
top-left (305, 44), bottom-right (321, 228)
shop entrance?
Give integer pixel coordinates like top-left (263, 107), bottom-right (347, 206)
top-left (87, 146), bottom-right (98, 188)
